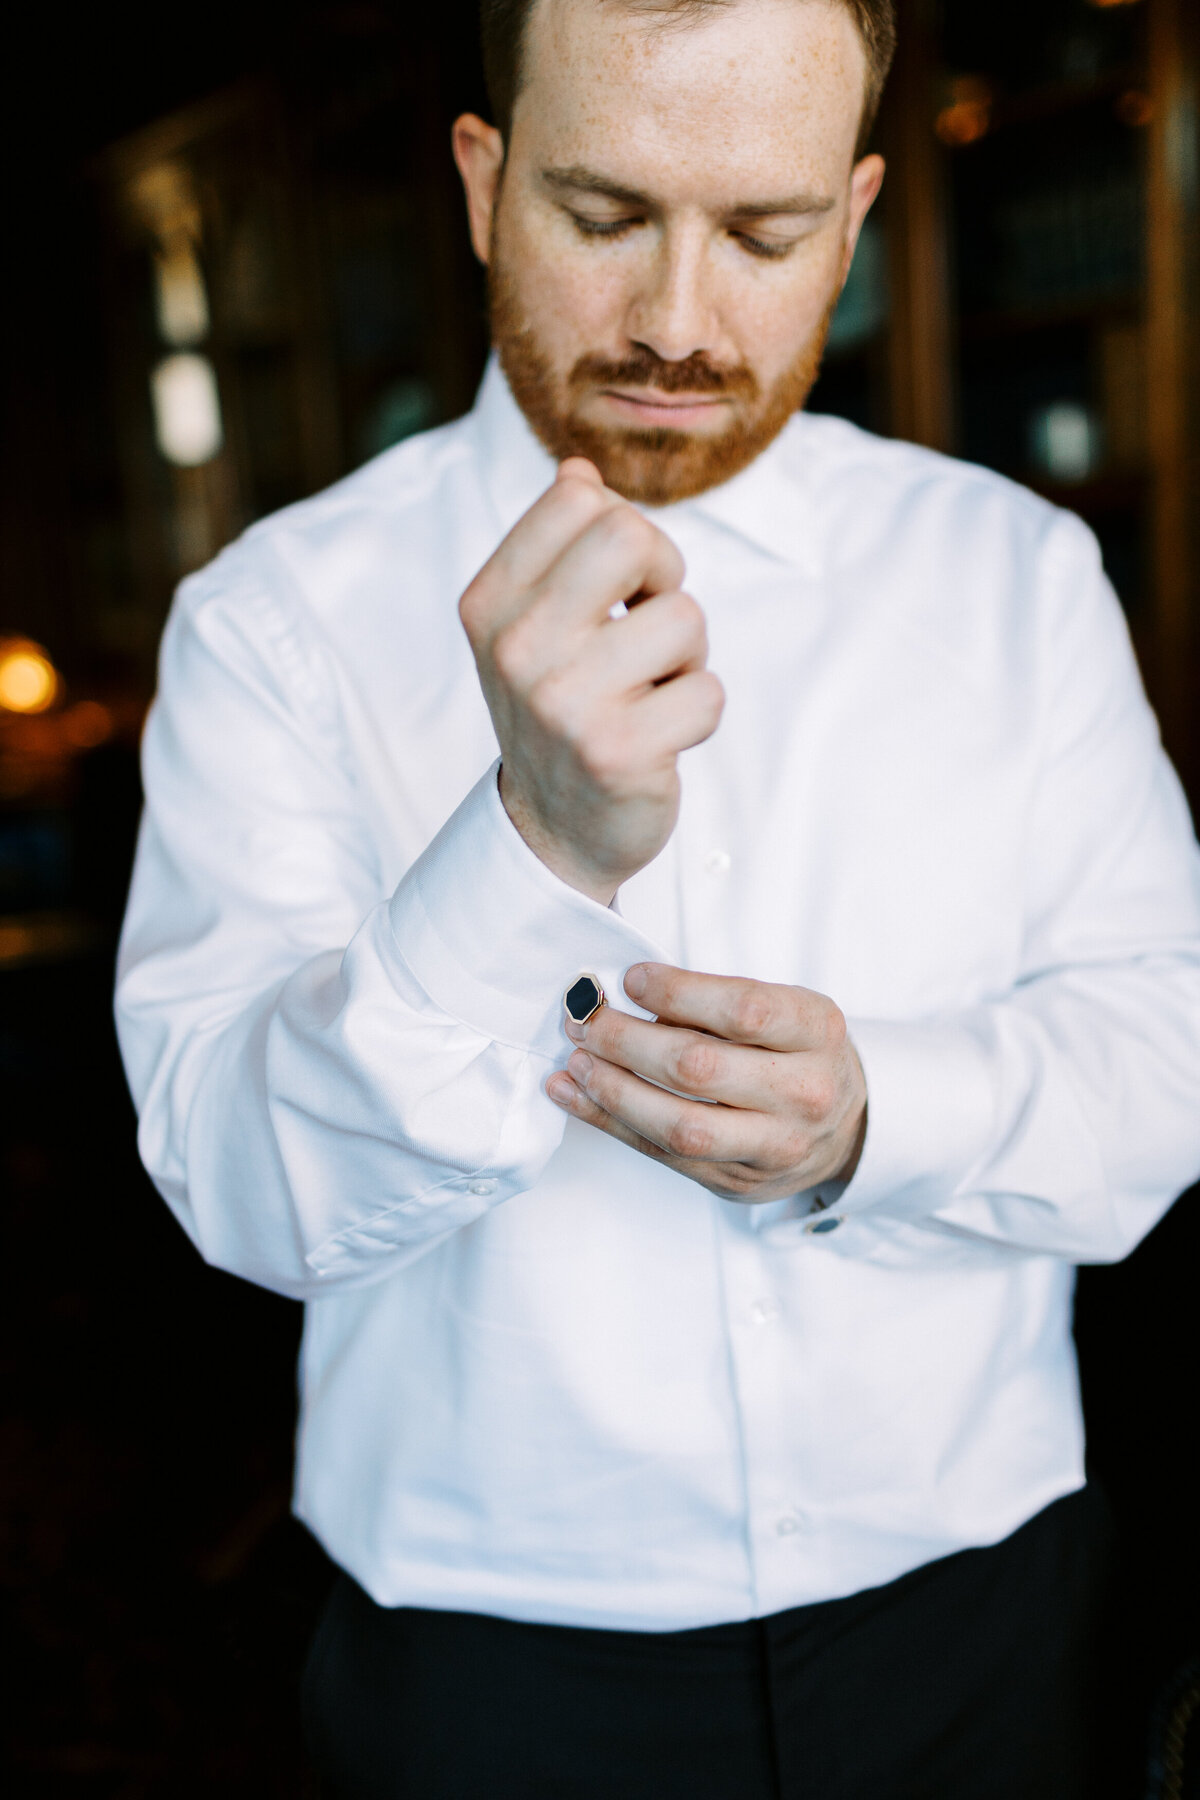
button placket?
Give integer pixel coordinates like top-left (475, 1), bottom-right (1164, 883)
top-left (713, 1208), bottom-right (817, 1611)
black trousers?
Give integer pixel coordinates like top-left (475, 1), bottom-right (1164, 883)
top-left (302, 1485), bottom-right (1114, 1800)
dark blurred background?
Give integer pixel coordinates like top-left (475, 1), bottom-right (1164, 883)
top-left (2, 0), bottom-right (1198, 1793)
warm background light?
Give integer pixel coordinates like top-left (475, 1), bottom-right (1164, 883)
top-left (936, 77), bottom-right (995, 148)
top-left (151, 352), bottom-right (224, 467)
top-left (61, 699), bottom-right (115, 747)
top-left (0, 638), bottom-right (60, 714)
top-left (1115, 88), bottom-right (1154, 127)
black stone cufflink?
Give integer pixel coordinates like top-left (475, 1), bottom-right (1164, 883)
top-left (564, 974), bottom-right (605, 1025)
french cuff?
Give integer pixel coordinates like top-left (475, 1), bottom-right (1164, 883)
top-left (386, 760), bottom-right (667, 1060)
top-left (841, 1016), bottom-right (998, 1220)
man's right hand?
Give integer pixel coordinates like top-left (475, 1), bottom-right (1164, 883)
top-left (459, 458), bottom-right (725, 906)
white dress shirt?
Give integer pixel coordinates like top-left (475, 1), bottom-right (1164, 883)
top-left (116, 358), bottom-right (1200, 1631)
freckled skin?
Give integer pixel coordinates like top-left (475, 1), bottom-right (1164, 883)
top-left (452, 0), bottom-right (874, 1194)
top-left (455, 0), bottom-right (884, 500)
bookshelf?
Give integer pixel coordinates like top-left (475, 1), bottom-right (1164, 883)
top-left (90, 23), bottom-right (485, 688)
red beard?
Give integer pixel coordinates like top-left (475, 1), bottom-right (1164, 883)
top-left (489, 251), bottom-right (836, 507)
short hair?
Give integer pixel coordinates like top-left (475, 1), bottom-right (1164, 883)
top-left (479, 0), bottom-right (898, 161)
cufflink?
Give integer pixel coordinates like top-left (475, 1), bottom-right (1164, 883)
top-left (564, 974), bottom-right (605, 1025)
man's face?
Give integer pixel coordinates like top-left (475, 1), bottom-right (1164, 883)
top-left (455, 0), bottom-right (884, 505)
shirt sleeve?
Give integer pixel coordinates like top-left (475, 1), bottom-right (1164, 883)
top-left (115, 559), bottom-right (661, 1300)
top-left (838, 510), bottom-right (1200, 1264)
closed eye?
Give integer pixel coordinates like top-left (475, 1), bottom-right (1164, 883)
top-left (570, 213), bottom-right (644, 240)
top-left (732, 230), bottom-right (800, 261)
top-left (568, 212), bottom-right (807, 258)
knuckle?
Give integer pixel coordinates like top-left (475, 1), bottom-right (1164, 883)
top-left (582, 1061), bottom-right (612, 1104)
top-left (673, 1033), bottom-right (720, 1090)
top-left (802, 1072), bottom-right (837, 1118)
top-left (672, 589), bottom-right (704, 628)
top-left (731, 988), bottom-right (774, 1041)
top-left (600, 503), bottom-right (651, 556)
top-left (457, 577), bottom-right (487, 638)
top-left (694, 671), bottom-right (725, 719)
top-left (777, 1128), bottom-right (811, 1169)
top-left (667, 1114), bottom-right (714, 1160)
top-left (823, 1005), bottom-right (847, 1053)
top-left (662, 590), bottom-right (707, 646)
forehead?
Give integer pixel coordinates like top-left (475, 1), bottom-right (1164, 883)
top-left (514, 0), bottom-right (866, 195)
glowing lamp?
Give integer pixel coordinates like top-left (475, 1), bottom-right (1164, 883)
top-left (0, 638), bottom-right (60, 714)
top-left (151, 352), bottom-right (224, 466)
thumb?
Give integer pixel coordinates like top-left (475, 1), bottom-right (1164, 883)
top-left (556, 456), bottom-right (605, 488)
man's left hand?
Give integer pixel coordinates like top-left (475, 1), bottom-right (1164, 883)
top-left (546, 964), bottom-right (866, 1201)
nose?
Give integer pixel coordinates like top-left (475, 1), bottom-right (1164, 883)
top-left (623, 222), bottom-right (722, 366)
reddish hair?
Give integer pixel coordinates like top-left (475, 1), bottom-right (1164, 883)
top-left (479, 0), bottom-right (897, 160)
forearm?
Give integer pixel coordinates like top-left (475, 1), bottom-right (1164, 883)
top-left (844, 951), bottom-right (1200, 1263)
top-left (118, 764), bottom-right (665, 1298)
top-left (124, 913), bottom-right (558, 1299)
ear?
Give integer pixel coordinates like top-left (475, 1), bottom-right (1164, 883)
top-left (452, 114), bottom-right (506, 266)
top-left (840, 152), bottom-right (886, 282)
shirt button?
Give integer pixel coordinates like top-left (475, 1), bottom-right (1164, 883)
top-left (704, 849), bottom-right (732, 875)
top-left (805, 1215), bottom-right (843, 1235)
top-left (776, 1513), bottom-right (802, 1537)
top-left (749, 1297), bottom-right (780, 1325)
top-left (469, 1180), bottom-right (495, 1197)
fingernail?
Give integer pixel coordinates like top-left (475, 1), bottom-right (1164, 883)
top-left (565, 1016), bottom-right (587, 1042)
top-left (567, 1051), bottom-right (593, 1085)
top-left (547, 1075), bottom-right (577, 1105)
top-left (625, 965), bottom-right (648, 1000)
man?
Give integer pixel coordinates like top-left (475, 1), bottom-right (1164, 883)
top-left (116, 0), bottom-right (1200, 1794)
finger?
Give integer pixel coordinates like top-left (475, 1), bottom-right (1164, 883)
top-left (561, 1050), bottom-right (777, 1166)
top-left (567, 1008), bottom-right (795, 1111)
top-left (587, 590), bottom-right (709, 692)
top-left (631, 670), bottom-right (726, 759)
top-left (547, 1071), bottom-right (678, 1166)
top-left (556, 457), bottom-right (605, 488)
top-left (531, 502), bottom-right (686, 633)
top-left (624, 965), bottom-right (844, 1054)
top-left (461, 473), bottom-right (625, 638)
top-left (549, 1072), bottom-right (815, 1203)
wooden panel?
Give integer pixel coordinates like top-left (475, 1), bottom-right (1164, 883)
top-left (882, 0), bottom-right (955, 451)
top-left (1145, 0), bottom-right (1200, 779)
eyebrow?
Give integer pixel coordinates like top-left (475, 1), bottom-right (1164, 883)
top-left (541, 165), bottom-right (837, 218)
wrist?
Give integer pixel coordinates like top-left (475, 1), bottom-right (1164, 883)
top-left (835, 1102), bottom-right (867, 1183)
top-left (498, 766), bottom-right (620, 907)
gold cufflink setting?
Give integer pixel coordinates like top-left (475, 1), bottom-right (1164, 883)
top-left (564, 974), bottom-right (605, 1025)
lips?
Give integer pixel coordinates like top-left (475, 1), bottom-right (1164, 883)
top-left (598, 388), bottom-right (732, 428)
top-left (605, 388), bottom-right (727, 409)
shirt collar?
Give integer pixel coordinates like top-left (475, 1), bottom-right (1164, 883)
top-left (471, 355), bottom-right (821, 579)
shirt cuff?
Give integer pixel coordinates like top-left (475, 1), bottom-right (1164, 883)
top-left (841, 1017), bottom-right (998, 1220)
top-left (386, 761), bottom-right (668, 1059)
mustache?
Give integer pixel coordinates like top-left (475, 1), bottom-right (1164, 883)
top-left (569, 348), bottom-right (759, 400)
